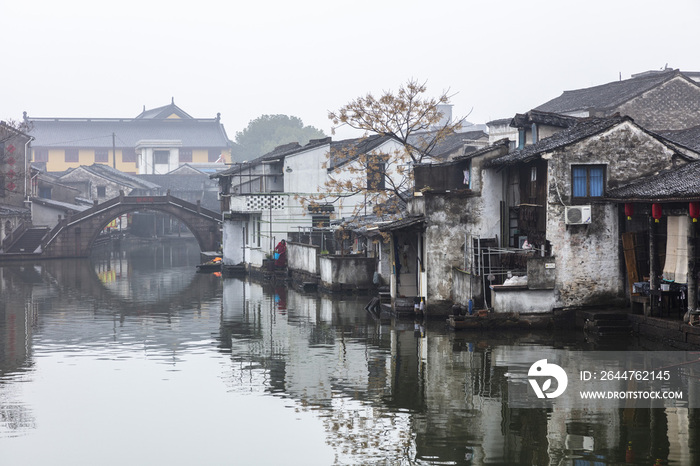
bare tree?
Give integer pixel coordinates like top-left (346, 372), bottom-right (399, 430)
top-left (303, 79), bottom-right (468, 220)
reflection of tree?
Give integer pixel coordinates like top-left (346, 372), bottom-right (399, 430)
top-left (219, 281), bottom-right (423, 462)
top-left (0, 402), bottom-right (36, 434)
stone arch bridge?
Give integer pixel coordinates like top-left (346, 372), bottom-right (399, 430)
top-left (41, 193), bottom-right (221, 258)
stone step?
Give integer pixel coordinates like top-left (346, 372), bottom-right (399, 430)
top-left (596, 326), bottom-right (632, 335)
top-left (588, 313), bottom-right (629, 321)
top-left (593, 319), bottom-right (631, 327)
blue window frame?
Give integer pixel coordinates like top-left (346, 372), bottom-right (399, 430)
top-left (572, 165), bottom-right (605, 198)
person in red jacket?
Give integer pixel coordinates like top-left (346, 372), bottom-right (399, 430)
top-left (274, 239), bottom-right (287, 267)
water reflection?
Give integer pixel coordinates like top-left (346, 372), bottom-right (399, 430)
top-left (1, 240), bottom-right (699, 464)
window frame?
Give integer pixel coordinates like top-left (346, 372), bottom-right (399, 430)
top-left (154, 150), bottom-right (170, 165)
top-left (571, 164), bottom-right (606, 201)
top-left (366, 160), bottom-right (386, 192)
top-left (65, 148), bottom-right (79, 163)
top-left (179, 149), bottom-right (193, 163)
top-left (94, 148), bottom-right (109, 163)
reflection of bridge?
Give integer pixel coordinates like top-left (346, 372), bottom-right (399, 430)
top-left (41, 193), bottom-right (221, 258)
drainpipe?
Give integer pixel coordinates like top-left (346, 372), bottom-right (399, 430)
top-left (688, 220), bottom-right (697, 317)
top-left (24, 136), bottom-right (34, 202)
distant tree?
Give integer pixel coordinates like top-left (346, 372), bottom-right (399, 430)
top-left (232, 114), bottom-right (326, 162)
top-left (302, 79), bottom-right (467, 220)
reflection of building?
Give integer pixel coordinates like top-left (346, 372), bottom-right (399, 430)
top-left (27, 100), bottom-right (232, 174)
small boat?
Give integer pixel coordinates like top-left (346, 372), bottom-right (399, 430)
top-left (196, 257), bottom-right (222, 273)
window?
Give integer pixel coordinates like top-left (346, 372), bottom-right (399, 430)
top-left (518, 128), bottom-right (526, 149)
top-left (122, 148), bottom-right (136, 163)
top-left (208, 149), bottom-right (221, 163)
top-left (531, 123), bottom-right (538, 144)
top-left (39, 186), bottom-right (52, 199)
top-left (95, 149), bottom-right (109, 163)
top-left (257, 218), bottom-right (261, 247)
top-left (65, 148), bottom-right (79, 163)
top-left (572, 165), bottom-right (605, 198)
top-left (179, 149), bottom-right (192, 163)
top-left (34, 148), bottom-right (48, 162)
top-left (312, 215), bottom-right (330, 228)
top-left (97, 186), bottom-right (106, 197)
top-left (367, 161), bottom-right (386, 191)
top-left (154, 150), bottom-right (169, 165)
top-left (529, 166), bottom-right (537, 199)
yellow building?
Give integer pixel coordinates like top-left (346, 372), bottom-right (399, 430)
top-left (26, 100), bottom-right (232, 174)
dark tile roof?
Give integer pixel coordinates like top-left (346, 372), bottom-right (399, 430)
top-left (0, 205), bottom-right (30, 216)
top-left (510, 110), bottom-right (581, 129)
top-left (212, 139), bottom-right (329, 178)
top-left (30, 197), bottom-right (89, 213)
top-left (534, 69), bottom-right (690, 114)
top-left (453, 138), bottom-right (511, 161)
top-left (606, 161), bottom-right (700, 201)
top-left (378, 215), bottom-right (425, 232)
top-left (28, 103), bottom-right (231, 149)
top-left (486, 118), bottom-right (513, 126)
top-left (136, 173), bottom-right (216, 192)
top-left (658, 125), bottom-right (700, 152)
top-left (407, 130), bottom-right (488, 161)
top-left (329, 134), bottom-right (392, 170)
top-left (60, 164), bottom-right (161, 190)
top-left (486, 116), bottom-right (628, 167)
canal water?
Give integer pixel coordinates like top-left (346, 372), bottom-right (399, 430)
top-left (1, 238), bottom-right (698, 465)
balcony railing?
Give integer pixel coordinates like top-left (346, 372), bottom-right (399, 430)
top-left (229, 193), bottom-right (288, 212)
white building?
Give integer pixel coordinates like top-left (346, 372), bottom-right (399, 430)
top-left (212, 135), bottom-right (405, 270)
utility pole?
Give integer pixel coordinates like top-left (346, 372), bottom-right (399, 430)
top-left (112, 133), bottom-right (116, 169)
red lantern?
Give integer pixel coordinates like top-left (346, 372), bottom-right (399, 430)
top-left (652, 203), bottom-right (663, 223)
top-left (690, 201), bottom-right (700, 223)
top-left (624, 203), bottom-right (634, 220)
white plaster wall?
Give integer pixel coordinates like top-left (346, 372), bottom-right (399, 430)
top-left (284, 145), bottom-right (328, 195)
top-left (548, 203), bottom-right (623, 307)
top-left (319, 256), bottom-right (375, 287)
top-left (222, 219), bottom-right (244, 265)
top-left (288, 242), bottom-right (319, 275)
top-left (487, 122), bottom-right (517, 145)
top-left (490, 288), bottom-right (556, 313)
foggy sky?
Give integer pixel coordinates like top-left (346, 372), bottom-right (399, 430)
top-left (2, 0), bottom-right (699, 140)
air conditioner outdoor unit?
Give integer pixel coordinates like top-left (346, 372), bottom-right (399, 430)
top-left (565, 205), bottom-right (591, 225)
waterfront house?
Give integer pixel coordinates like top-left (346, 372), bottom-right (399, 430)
top-left (386, 115), bottom-right (700, 317)
top-left (377, 139), bottom-right (511, 314)
top-left (27, 100), bottom-right (232, 174)
top-left (56, 163), bottom-right (160, 202)
top-left (483, 115), bottom-right (700, 313)
top-left (0, 122), bottom-right (32, 246)
top-left (212, 134), bottom-right (408, 281)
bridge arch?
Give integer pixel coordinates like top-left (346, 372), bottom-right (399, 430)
top-left (41, 194), bottom-right (221, 258)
